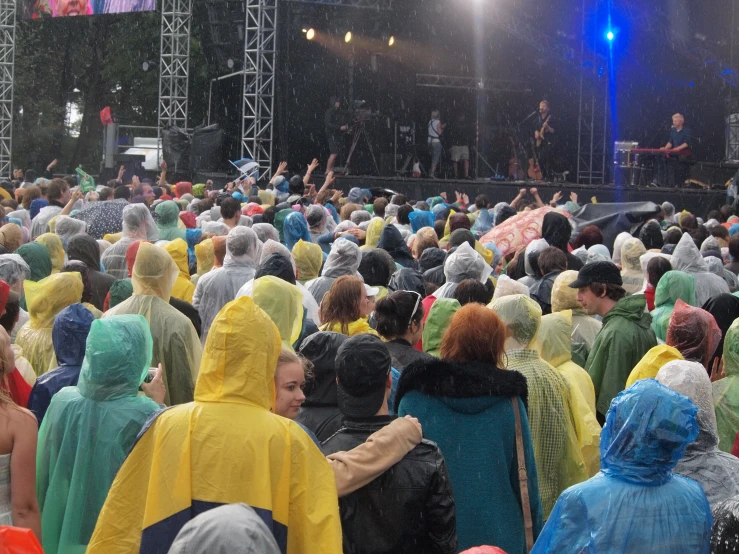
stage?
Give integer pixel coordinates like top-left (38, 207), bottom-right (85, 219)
top-left (329, 175), bottom-right (731, 217)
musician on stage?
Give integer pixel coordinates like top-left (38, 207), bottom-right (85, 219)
top-left (657, 113), bottom-right (692, 187)
top-left (533, 100), bottom-right (555, 180)
top-left (325, 96), bottom-right (348, 174)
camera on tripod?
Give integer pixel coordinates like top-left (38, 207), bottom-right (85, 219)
top-left (344, 100), bottom-right (381, 123)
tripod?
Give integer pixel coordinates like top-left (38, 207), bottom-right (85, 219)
top-left (343, 119), bottom-right (380, 176)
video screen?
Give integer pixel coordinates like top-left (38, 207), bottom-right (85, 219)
top-left (25, 0), bottom-right (156, 19)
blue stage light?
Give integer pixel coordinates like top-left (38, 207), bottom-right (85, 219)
top-left (606, 30), bottom-right (614, 41)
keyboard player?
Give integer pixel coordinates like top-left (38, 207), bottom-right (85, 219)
top-left (657, 113), bottom-right (692, 187)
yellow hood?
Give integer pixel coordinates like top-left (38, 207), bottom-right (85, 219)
top-left (194, 239), bottom-right (214, 275)
top-left (251, 276), bottom-right (304, 349)
top-left (362, 218), bottom-right (386, 250)
top-left (25, 272), bottom-right (83, 328)
top-left (551, 270), bottom-right (584, 313)
top-left (164, 238), bottom-right (190, 280)
top-left (35, 233), bottom-right (65, 274)
top-left (626, 344), bottom-right (684, 388)
top-left (194, 296), bottom-right (281, 408)
top-left (537, 310), bottom-right (574, 368)
top-left (132, 242), bottom-right (179, 301)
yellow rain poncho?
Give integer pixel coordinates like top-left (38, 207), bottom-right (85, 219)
top-left (625, 344), bottom-right (683, 388)
top-left (537, 310), bottom-right (601, 476)
top-left (164, 238), bottom-right (195, 303)
top-left (361, 218), bottom-right (386, 251)
top-left (35, 233), bottom-right (65, 274)
top-left (16, 272), bottom-right (83, 375)
top-left (551, 270), bottom-right (602, 366)
top-left (103, 242), bottom-right (201, 405)
top-left (88, 296), bottom-right (343, 554)
top-left (714, 319), bottom-right (739, 452)
top-left (490, 294), bottom-right (589, 517)
top-left (293, 239), bottom-right (323, 284)
top-left (191, 238), bottom-right (214, 285)
top-left (242, 276), bottom-right (304, 349)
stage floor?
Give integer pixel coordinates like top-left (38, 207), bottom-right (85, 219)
top-left (330, 175), bottom-right (729, 216)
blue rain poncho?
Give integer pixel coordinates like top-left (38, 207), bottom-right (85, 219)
top-left (532, 379), bottom-right (712, 553)
top-left (408, 210), bottom-right (434, 233)
top-left (283, 211), bottom-right (311, 251)
top-left (36, 314), bottom-right (160, 554)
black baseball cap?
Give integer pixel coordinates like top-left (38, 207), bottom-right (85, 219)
top-left (568, 260), bottom-right (623, 288)
top-left (335, 334), bottom-right (392, 418)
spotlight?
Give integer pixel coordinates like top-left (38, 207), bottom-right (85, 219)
top-left (345, 31), bottom-right (352, 43)
top-left (304, 28), bottom-right (315, 40)
top-left (388, 35), bottom-right (395, 46)
top-left (605, 30), bottom-right (614, 41)
top-left (142, 60), bottom-right (154, 72)
top-left (227, 58), bottom-right (234, 69)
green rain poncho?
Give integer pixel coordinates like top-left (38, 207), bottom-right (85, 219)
top-left (16, 242), bottom-right (52, 282)
top-left (155, 201), bottom-right (186, 242)
top-left (650, 270), bottom-right (697, 342)
top-left (490, 294), bottom-right (589, 517)
top-left (586, 294), bottom-right (657, 416)
top-left (422, 298), bottom-right (461, 358)
top-left (714, 319), bottom-right (739, 452)
top-left (103, 242), bottom-right (201, 405)
top-left (36, 314), bottom-right (160, 554)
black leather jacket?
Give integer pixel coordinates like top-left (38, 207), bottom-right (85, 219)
top-left (321, 416), bottom-right (457, 554)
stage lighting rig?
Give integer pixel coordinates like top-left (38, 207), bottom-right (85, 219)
top-left (345, 31), bottom-right (353, 43)
top-left (302, 28), bottom-right (316, 40)
top-left (388, 35), bottom-right (395, 46)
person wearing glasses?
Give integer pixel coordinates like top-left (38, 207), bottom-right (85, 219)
top-left (394, 303), bottom-right (542, 553)
top-left (375, 291), bottom-right (434, 371)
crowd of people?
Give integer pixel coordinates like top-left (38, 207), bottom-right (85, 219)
top-left (2, 159), bottom-right (739, 553)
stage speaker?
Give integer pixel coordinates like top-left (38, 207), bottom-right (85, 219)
top-left (191, 124), bottom-right (224, 172)
top-left (163, 126), bottom-right (191, 173)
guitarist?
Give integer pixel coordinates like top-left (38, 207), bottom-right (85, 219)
top-left (325, 96), bottom-right (349, 174)
top-left (532, 100), bottom-right (555, 180)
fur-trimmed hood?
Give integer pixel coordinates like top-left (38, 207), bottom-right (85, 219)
top-left (394, 357), bottom-right (528, 413)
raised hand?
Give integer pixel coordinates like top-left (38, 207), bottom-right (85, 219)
top-left (529, 188), bottom-right (539, 196)
top-left (570, 192), bottom-right (578, 204)
top-left (307, 158), bottom-right (319, 173)
top-left (276, 161), bottom-right (288, 176)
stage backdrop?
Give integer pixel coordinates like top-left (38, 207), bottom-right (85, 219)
top-left (25, 0), bottom-right (155, 19)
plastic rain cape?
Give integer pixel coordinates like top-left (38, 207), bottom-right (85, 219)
top-left (532, 379), bottom-right (712, 554)
top-left (490, 294), bottom-right (589, 517)
top-left (713, 318), bottom-right (739, 452)
top-left (164, 238), bottom-right (196, 303)
top-left (650, 270), bottom-right (697, 342)
top-left (671, 232), bottom-right (729, 307)
top-left (626, 344), bottom-right (683, 388)
top-left (16, 272), bottom-right (83, 375)
top-left (537, 310), bottom-right (601, 476)
top-left (104, 242), bottom-right (201, 406)
top-left (36, 315), bottom-right (159, 554)
top-left (550, 270), bottom-right (602, 366)
top-left (88, 297), bottom-right (342, 554)
top-left (657, 360), bottom-right (739, 510)
top-left (238, 275), bottom-right (303, 349)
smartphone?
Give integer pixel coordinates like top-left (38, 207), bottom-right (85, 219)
top-left (144, 368), bottom-right (157, 383)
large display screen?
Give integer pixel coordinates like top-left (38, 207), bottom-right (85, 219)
top-left (25, 0), bottom-right (156, 19)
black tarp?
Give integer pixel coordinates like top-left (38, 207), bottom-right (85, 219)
top-left (570, 201), bottom-right (661, 253)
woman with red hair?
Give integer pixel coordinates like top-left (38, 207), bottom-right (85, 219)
top-left (395, 303), bottom-right (542, 553)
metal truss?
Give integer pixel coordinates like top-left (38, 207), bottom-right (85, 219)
top-left (158, 0), bottom-right (192, 150)
top-left (416, 74), bottom-right (531, 93)
top-left (283, 0), bottom-right (392, 9)
top-left (241, 0), bottom-right (277, 178)
top-left (577, 0), bottom-right (608, 185)
top-left (0, 0), bottom-right (13, 178)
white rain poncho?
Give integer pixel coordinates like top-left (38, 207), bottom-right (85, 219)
top-left (31, 205), bottom-right (63, 240)
top-left (551, 270), bottom-right (603, 367)
top-left (202, 221), bottom-right (229, 236)
top-left (193, 227), bottom-right (261, 345)
top-left (306, 239), bottom-right (361, 305)
top-left (587, 244), bottom-right (611, 263)
top-left (434, 242), bottom-right (492, 299)
top-left (519, 238), bottom-right (548, 288)
top-left (612, 231), bottom-right (632, 266)
top-left (671, 232), bottom-right (729, 306)
top-left (706, 256), bottom-right (739, 290)
top-left (620, 238), bottom-right (647, 296)
top-left (253, 223), bottom-right (279, 244)
top-left (657, 360), bottom-right (739, 510)
top-left (103, 242), bottom-right (201, 405)
top-left (492, 274), bottom-right (530, 300)
top-left (0, 254), bottom-right (29, 286)
top-left (101, 204), bottom-right (160, 280)
top-left (54, 215), bottom-right (87, 249)
top-left (260, 239), bottom-right (291, 267)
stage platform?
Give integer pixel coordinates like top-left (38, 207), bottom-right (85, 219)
top-left (330, 175), bottom-right (730, 217)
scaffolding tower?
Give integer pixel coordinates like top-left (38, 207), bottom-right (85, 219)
top-left (0, 0), bottom-right (14, 178)
top-left (158, 0), bottom-right (192, 159)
